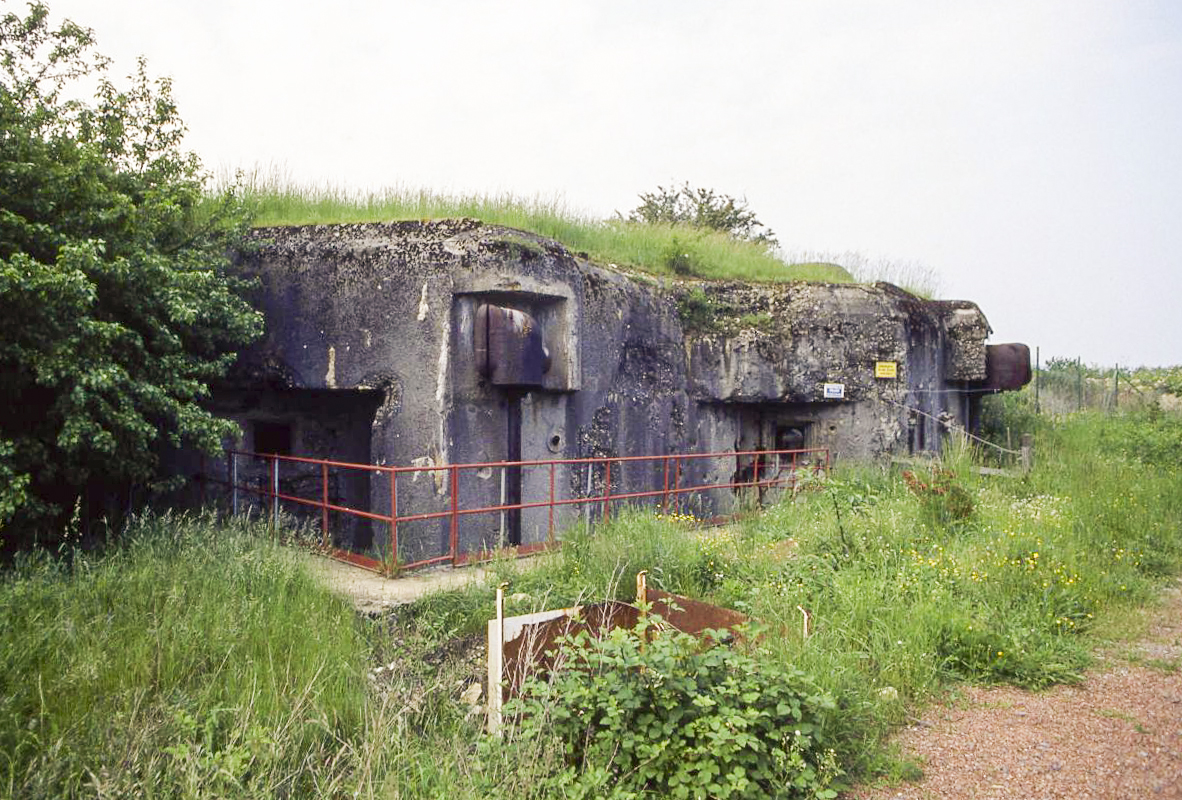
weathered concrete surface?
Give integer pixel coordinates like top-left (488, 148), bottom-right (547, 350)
top-left (201, 220), bottom-right (1021, 563)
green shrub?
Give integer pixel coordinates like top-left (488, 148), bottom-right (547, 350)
top-left (1099, 406), bottom-right (1182, 467)
top-left (495, 618), bottom-right (841, 799)
top-left (676, 287), bottom-right (721, 334)
top-left (902, 466), bottom-right (974, 526)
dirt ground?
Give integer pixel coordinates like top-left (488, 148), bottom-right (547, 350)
top-left (850, 579), bottom-right (1182, 800)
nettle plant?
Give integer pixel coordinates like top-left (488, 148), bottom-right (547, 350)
top-left (495, 615), bottom-right (841, 800)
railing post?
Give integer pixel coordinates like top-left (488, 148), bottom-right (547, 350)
top-left (450, 465), bottom-right (460, 564)
top-left (321, 462), bottom-right (329, 548)
top-left (389, 470), bottom-right (399, 570)
top-left (548, 462), bottom-right (556, 545)
top-left (662, 457), bottom-right (670, 514)
top-left (499, 465), bottom-right (507, 549)
top-left (583, 463), bottom-right (592, 535)
top-left (199, 453), bottom-right (207, 506)
top-left (673, 456), bottom-right (682, 515)
top-left (603, 459), bottom-right (612, 523)
top-left (230, 452), bottom-right (238, 516)
top-left (270, 455), bottom-right (279, 533)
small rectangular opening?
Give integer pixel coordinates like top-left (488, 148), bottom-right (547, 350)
top-left (253, 420), bottom-right (293, 455)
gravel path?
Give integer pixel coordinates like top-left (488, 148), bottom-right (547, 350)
top-left (850, 581), bottom-right (1182, 800)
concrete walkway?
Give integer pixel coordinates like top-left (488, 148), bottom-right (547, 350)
top-left (296, 551), bottom-right (490, 614)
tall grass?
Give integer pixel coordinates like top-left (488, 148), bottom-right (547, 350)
top-left (0, 512), bottom-right (370, 798)
top-left (781, 248), bottom-right (942, 298)
top-left (3, 410), bottom-right (1180, 796)
top-left (229, 173), bottom-right (854, 285)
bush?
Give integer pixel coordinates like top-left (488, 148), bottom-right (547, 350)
top-left (0, 4), bottom-right (262, 537)
top-left (495, 617), bottom-right (841, 799)
top-left (902, 466), bottom-right (974, 526)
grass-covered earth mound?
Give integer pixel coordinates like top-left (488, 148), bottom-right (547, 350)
top-left (238, 182), bottom-right (855, 286)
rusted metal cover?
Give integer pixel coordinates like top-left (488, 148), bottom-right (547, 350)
top-left (474, 303), bottom-right (551, 386)
top-left (500, 601), bottom-right (639, 700)
top-left (647, 588), bottom-right (749, 635)
top-left (498, 592), bottom-right (748, 701)
top-left (985, 343), bottom-right (1032, 391)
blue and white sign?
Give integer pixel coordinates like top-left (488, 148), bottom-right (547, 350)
top-left (823, 383), bottom-right (845, 399)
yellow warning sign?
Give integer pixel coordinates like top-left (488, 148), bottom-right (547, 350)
top-left (875, 361), bottom-right (898, 379)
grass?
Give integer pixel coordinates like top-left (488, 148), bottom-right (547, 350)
top-left (781, 248), bottom-right (943, 298)
top-left (0, 513), bottom-right (372, 798)
top-left (229, 176), bottom-right (856, 285)
top-left (2, 408), bottom-right (1181, 796)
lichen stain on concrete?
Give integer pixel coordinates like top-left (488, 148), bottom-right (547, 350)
top-left (325, 345), bottom-right (337, 388)
top-left (417, 282), bottom-right (430, 321)
top-left (409, 455), bottom-right (435, 486)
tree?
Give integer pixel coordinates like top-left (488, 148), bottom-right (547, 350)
top-left (626, 182), bottom-right (778, 248)
top-left (0, 3), bottom-right (262, 537)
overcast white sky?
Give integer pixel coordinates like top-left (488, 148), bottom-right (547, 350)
top-left (40, 0), bottom-right (1182, 367)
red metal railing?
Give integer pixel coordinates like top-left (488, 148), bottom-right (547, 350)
top-left (203, 447), bottom-right (830, 574)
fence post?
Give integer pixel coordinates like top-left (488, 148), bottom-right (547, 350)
top-left (450, 465), bottom-right (460, 564)
top-left (499, 466), bottom-right (507, 549)
top-left (270, 456), bottom-right (279, 532)
top-left (487, 582), bottom-right (508, 735)
top-left (548, 462), bottom-right (556, 545)
top-left (1020, 434), bottom-right (1034, 474)
top-left (583, 463), bottom-right (593, 535)
top-left (1077, 357), bottom-right (1083, 411)
top-left (603, 459), bottom-right (612, 523)
top-left (389, 470), bottom-right (398, 572)
top-left (1113, 365), bottom-right (1119, 410)
top-left (673, 457), bottom-right (682, 515)
top-left (320, 462), bottom-right (329, 548)
top-left (662, 456), bottom-right (670, 515)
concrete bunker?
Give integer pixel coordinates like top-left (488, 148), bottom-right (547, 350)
top-left (190, 220), bottom-right (1028, 567)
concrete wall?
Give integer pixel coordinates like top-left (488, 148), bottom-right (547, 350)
top-left (204, 219), bottom-right (1011, 562)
